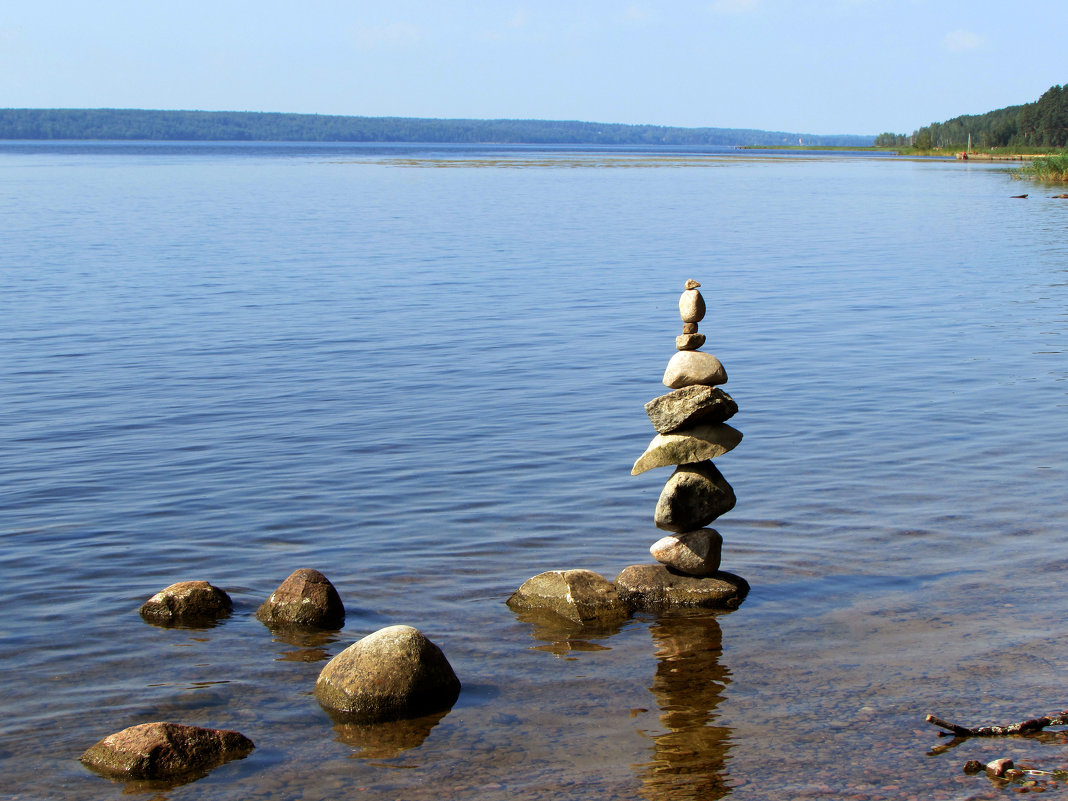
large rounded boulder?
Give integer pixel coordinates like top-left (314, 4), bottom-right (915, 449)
top-left (314, 625), bottom-right (460, 723)
top-left (256, 568), bottom-right (345, 629)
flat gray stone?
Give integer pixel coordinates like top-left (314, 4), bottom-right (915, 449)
top-left (256, 568), bottom-right (345, 629)
top-left (650, 529), bottom-right (723, 576)
top-left (506, 569), bottom-right (628, 626)
top-left (654, 462), bottom-right (736, 532)
top-left (644, 385), bottom-right (738, 434)
top-left (315, 625), bottom-right (460, 723)
top-left (631, 423), bottom-right (742, 475)
top-left (675, 333), bottom-right (706, 351)
top-left (662, 350), bottom-right (726, 389)
top-left (80, 722), bottom-right (253, 781)
top-left (139, 581), bottom-right (232, 626)
top-left (615, 564), bottom-right (749, 611)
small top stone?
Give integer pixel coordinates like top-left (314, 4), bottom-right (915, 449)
top-left (684, 279), bottom-right (701, 290)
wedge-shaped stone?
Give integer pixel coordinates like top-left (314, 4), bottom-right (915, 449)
top-left (650, 529), bottom-right (723, 576)
top-left (662, 350), bottom-right (726, 389)
top-left (506, 569), bottom-right (628, 626)
top-left (80, 722), bottom-right (253, 781)
top-left (631, 423), bottom-right (742, 475)
top-left (257, 568), bottom-right (345, 630)
top-left (644, 385), bottom-right (738, 434)
top-left (654, 462), bottom-right (736, 532)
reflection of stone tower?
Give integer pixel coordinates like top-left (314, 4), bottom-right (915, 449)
top-left (638, 612), bottom-right (732, 801)
top-left (616, 280), bottom-right (749, 610)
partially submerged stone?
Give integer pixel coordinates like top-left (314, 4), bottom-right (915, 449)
top-left (615, 564), bottom-right (749, 611)
top-left (654, 461), bottom-right (736, 532)
top-left (315, 625), bottom-right (460, 723)
top-left (139, 581), bottom-right (232, 626)
top-left (662, 350), bottom-right (727, 389)
top-left (631, 423), bottom-right (742, 475)
top-left (644, 385), bottom-right (737, 434)
top-left (80, 722), bottom-right (253, 781)
top-left (256, 568), bottom-right (345, 629)
top-left (507, 569), bottom-right (628, 626)
top-left (650, 529), bottom-right (723, 576)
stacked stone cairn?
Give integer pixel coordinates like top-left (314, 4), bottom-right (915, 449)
top-left (508, 280), bottom-right (748, 623)
top-left (614, 279), bottom-right (749, 610)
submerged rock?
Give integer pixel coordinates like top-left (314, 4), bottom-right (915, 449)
top-left (631, 423), bottom-right (742, 475)
top-left (315, 625), bottom-right (460, 723)
top-left (615, 564), bottom-right (749, 611)
top-left (662, 350), bottom-right (726, 389)
top-left (649, 529), bottom-right (723, 576)
top-left (506, 569), bottom-right (629, 626)
top-left (256, 568), bottom-right (345, 629)
top-left (80, 722), bottom-right (253, 781)
top-left (644, 385), bottom-right (738, 434)
top-left (138, 581), bottom-right (232, 626)
top-left (654, 461), bottom-right (736, 532)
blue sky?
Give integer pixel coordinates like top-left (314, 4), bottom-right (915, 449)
top-left (2, 1), bottom-right (1064, 135)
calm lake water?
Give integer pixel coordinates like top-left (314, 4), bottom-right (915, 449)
top-left (1, 142), bottom-right (1066, 801)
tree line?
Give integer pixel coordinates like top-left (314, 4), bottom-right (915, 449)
top-left (0, 108), bottom-right (875, 147)
top-left (876, 84), bottom-right (1068, 150)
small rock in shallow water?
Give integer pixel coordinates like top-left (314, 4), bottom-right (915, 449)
top-left (507, 569), bottom-right (628, 625)
top-left (662, 350), bottom-right (726, 389)
top-left (315, 625), bottom-right (460, 723)
top-left (139, 581), bottom-right (232, 626)
top-left (650, 529), bottom-right (723, 576)
top-left (80, 722), bottom-right (253, 781)
top-left (256, 568), bottom-right (345, 629)
top-left (631, 423), bottom-right (742, 475)
top-left (986, 757), bottom-right (1014, 777)
top-left (654, 462), bottom-right (736, 533)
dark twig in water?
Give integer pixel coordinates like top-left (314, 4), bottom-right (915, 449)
top-left (925, 712), bottom-right (1068, 737)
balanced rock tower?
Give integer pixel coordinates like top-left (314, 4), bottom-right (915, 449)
top-left (615, 280), bottom-right (750, 610)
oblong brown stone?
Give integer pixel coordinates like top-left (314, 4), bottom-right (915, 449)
top-left (80, 722), bottom-right (253, 781)
top-left (257, 568), bottom-right (345, 629)
top-left (615, 565), bottom-right (749, 611)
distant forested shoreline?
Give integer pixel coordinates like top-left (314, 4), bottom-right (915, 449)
top-left (0, 108), bottom-right (874, 147)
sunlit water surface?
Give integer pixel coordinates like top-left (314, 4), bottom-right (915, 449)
top-left (1, 142), bottom-right (1066, 800)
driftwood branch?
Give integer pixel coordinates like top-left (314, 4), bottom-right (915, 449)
top-left (926, 712), bottom-right (1068, 738)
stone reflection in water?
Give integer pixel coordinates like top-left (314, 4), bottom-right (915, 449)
top-left (332, 708), bottom-right (451, 759)
top-left (512, 607), bottom-right (628, 658)
top-left (638, 611), bottom-right (732, 801)
top-left (270, 627), bottom-right (341, 663)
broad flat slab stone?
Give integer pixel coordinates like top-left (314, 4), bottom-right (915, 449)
top-left (80, 722), bottom-right (254, 781)
top-left (507, 569), bottom-right (628, 625)
top-left (315, 625), bottom-right (460, 723)
top-left (631, 423), bottom-right (742, 475)
top-left (662, 350), bottom-right (726, 389)
top-left (644, 385), bottom-right (738, 434)
top-left (615, 565), bottom-right (749, 611)
top-left (655, 461), bottom-right (736, 532)
top-left (650, 529), bottom-right (723, 576)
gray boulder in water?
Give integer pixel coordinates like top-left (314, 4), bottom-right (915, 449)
top-left (315, 625), bottom-right (461, 723)
top-left (138, 581), bottom-right (232, 626)
top-left (507, 569), bottom-right (629, 625)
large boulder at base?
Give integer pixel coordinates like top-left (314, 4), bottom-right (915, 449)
top-left (256, 568), bottom-right (344, 629)
top-left (631, 423), bottom-right (742, 475)
top-left (654, 461), bottom-right (736, 532)
top-left (80, 722), bottom-right (253, 781)
top-left (615, 565), bottom-right (749, 611)
top-left (650, 529), bottom-right (723, 576)
top-left (644, 385), bottom-right (738, 434)
top-left (138, 581), bottom-right (232, 626)
top-left (506, 569), bottom-right (629, 626)
top-left (662, 351), bottom-right (726, 389)
top-left (315, 625), bottom-right (460, 723)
